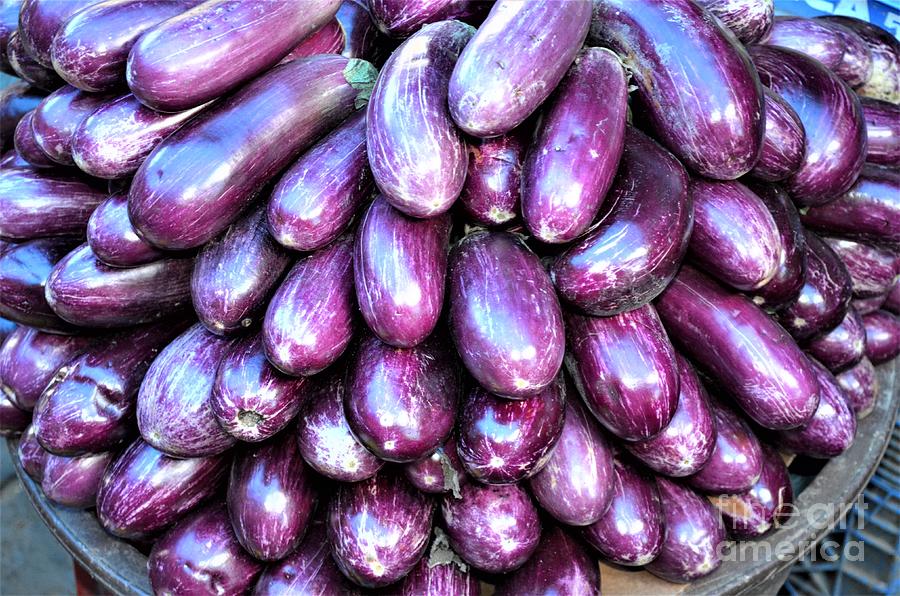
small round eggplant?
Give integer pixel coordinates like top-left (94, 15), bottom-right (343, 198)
top-left (41, 450), bottom-right (114, 509)
top-left (459, 129), bottom-right (526, 227)
top-left (7, 31), bottom-right (64, 92)
top-left (820, 16), bottom-right (899, 104)
top-left (835, 357), bottom-right (878, 418)
top-left (750, 89), bottom-right (806, 182)
top-left (13, 110), bottom-right (56, 168)
top-left (818, 20), bottom-right (874, 89)
top-left (824, 237), bottom-right (898, 299)
top-left (441, 482), bottom-right (541, 574)
top-left (457, 377), bottom-right (565, 485)
top-left (403, 434), bottom-right (465, 495)
top-left (693, 0), bottom-right (773, 43)
top-left (859, 97), bottom-right (899, 167)
top-left (495, 525), bottom-right (600, 596)
top-left (31, 85), bottom-right (119, 165)
top-left (687, 400), bottom-right (764, 495)
top-left (328, 470), bottom-right (435, 588)
top-left (17, 0), bottom-right (99, 68)
top-left (863, 310), bottom-right (900, 364)
top-left (396, 544), bottom-right (480, 596)
top-left (0, 392), bottom-right (30, 437)
top-left (86, 193), bottom-right (165, 268)
top-left (762, 17), bottom-right (846, 70)
top-left (18, 424), bottom-right (48, 480)
top-left (804, 307), bottom-right (867, 373)
top-left (582, 457), bottom-right (663, 566)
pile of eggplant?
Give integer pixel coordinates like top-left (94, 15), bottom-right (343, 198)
top-left (1, 0), bottom-right (899, 593)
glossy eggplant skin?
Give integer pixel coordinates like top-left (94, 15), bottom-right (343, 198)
top-left (495, 525), bottom-right (601, 596)
top-left (17, 0), bottom-right (98, 68)
top-left (7, 30), bottom-right (64, 92)
top-left (863, 310), bottom-right (900, 364)
top-left (403, 434), bottom-right (465, 495)
top-left (14, 110), bottom-right (56, 168)
top-left (46, 244), bottom-right (194, 328)
top-left (820, 20), bottom-right (874, 89)
top-left (136, 324), bottom-right (238, 458)
top-left (148, 504), bottom-right (263, 596)
top-left (367, 20), bottom-right (472, 218)
top-left (750, 45), bottom-right (867, 206)
top-left (449, 231), bottom-right (564, 398)
top-left (824, 237), bottom-right (898, 299)
top-left (448, 0), bottom-right (591, 138)
top-left (645, 478), bottom-right (725, 583)
top-left (566, 305), bottom-right (679, 441)
top-left (0, 0), bottom-right (20, 75)
top-left (210, 334), bottom-right (309, 443)
top-left (821, 16), bottom-right (900, 104)
top-left (750, 89), bottom-right (806, 182)
top-left (854, 294), bottom-right (890, 316)
top-left (97, 439), bottom-right (229, 540)
top-left (337, 0), bottom-right (385, 62)
top-left (582, 456), bottom-right (663, 566)
top-left (656, 266), bottom-right (820, 431)
top-left (859, 98), bottom-right (900, 167)
top-left (625, 355), bottom-right (717, 478)
top-left (459, 129), bottom-right (525, 227)
top-left (521, 47), bottom-right (626, 244)
top-left (328, 470), bottom-right (435, 588)
top-left (551, 127), bottom-right (692, 316)
top-left (128, 55), bottom-right (376, 251)
top-left (268, 109), bottom-right (372, 252)
top-left (836, 357), bottom-right (878, 418)
top-left (693, 0), bottom-right (773, 43)
top-left (280, 18), bottom-right (345, 62)
top-left (263, 234), bottom-right (356, 377)
top-left (18, 424), bottom-right (48, 480)
top-left (354, 196), bottom-right (450, 347)
top-left (441, 482), bottom-right (541, 574)
top-left (0, 393), bottom-right (31, 437)
top-left (688, 400), bottom-right (764, 495)
top-left (804, 307), bottom-right (867, 373)
top-left (86, 193), bottom-right (164, 268)
top-left (369, 0), bottom-right (485, 38)
top-left (41, 451), bottom-right (114, 509)
top-left (345, 331), bottom-right (460, 462)
top-left (31, 85), bottom-right (118, 165)
top-left (762, 17), bottom-right (846, 70)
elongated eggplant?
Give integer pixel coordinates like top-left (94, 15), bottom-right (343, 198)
top-left (148, 504), bottom-right (263, 595)
top-left (136, 324), bottom-right (238, 457)
top-left (281, 18), bottom-right (345, 62)
top-left (821, 16), bottom-right (899, 103)
top-left (818, 20), bottom-right (874, 89)
top-left (404, 434), bottom-right (465, 495)
top-left (345, 331), bottom-right (460, 462)
top-left (750, 45), bottom-right (867, 206)
top-left (762, 17), bottom-right (846, 70)
top-left (522, 48), bottom-right (625, 244)
top-left (688, 400), bottom-right (763, 495)
top-left (860, 97), bottom-right (900, 167)
top-left (863, 310), bottom-right (900, 364)
top-left (750, 89), bottom-right (806, 182)
top-left (17, 0), bottom-right (98, 68)
top-left (268, 110), bottom-right (372, 252)
top-left (8, 31), bottom-right (63, 91)
top-left (449, 231), bottom-right (564, 398)
top-left (354, 196), bottom-right (450, 347)
top-left (693, 0), bottom-right (773, 43)
top-left (337, 0), bottom-right (386, 62)
top-left (46, 244), bottom-right (194, 327)
top-left (42, 450), bottom-right (114, 508)
top-left (824, 237), bottom-right (897, 298)
top-left (329, 470), bottom-right (435, 587)
top-left (459, 128), bottom-right (525, 227)
top-left (646, 478), bottom-right (725, 583)
top-left (369, 0), bottom-right (484, 38)
top-left (129, 56), bottom-right (376, 250)
top-left (396, 539), bottom-right (480, 596)
top-left (449, 0), bottom-right (590, 138)
top-left (32, 85), bottom-right (119, 165)
top-left (263, 234), bottom-right (355, 376)
top-left (86, 193), bottom-right (164, 268)
top-left (566, 305), bottom-right (679, 441)
top-left (442, 482), bottom-right (540, 573)
top-left (551, 127), bottom-right (691, 316)
top-left (127, 0), bottom-right (342, 111)
top-left (656, 265), bottom-right (819, 430)
top-left (0, 82), bottom-right (44, 149)
top-left (0, 393), bottom-right (30, 436)
top-left (97, 439), bottom-right (229, 540)
top-left (495, 525), bottom-right (600, 596)
top-left (18, 425), bottom-right (48, 480)
top-left (14, 111), bottom-right (56, 168)
top-left (804, 307), bottom-right (866, 373)
top-left (836, 357), bottom-right (878, 418)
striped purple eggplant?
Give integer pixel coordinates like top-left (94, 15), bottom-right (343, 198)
top-left (13, 111), bottom-right (56, 168)
top-left (550, 127), bottom-right (691, 316)
top-left (693, 0), bottom-right (773, 43)
top-left (817, 19), bottom-right (874, 89)
top-left (441, 482), bottom-right (540, 574)
top-left (0, 82), bottom-right (44, 150)
top-left (495, 525), bottom-right (600, 596)
top-left (656, 266), bottom-right (820, 430)
top-left (86, 193), bottom-right (165, 268)
top-left (449, 0), bottom-right (591, 138)
top-left (367, 20), bottom-right (471, 218)
top-left (824, 237), bottom-right (897, 298)
top-left (821, 16), bottom-right (899, 103)
top-left (268, 110), bottom-right (372, 252)
top-left (336, 0), bottom-right (385, 61)
top-left (42, 450), bottom-right (114, 508)
top-left (46, 244), bottom-right (194, 327)
top-left (148, 504), bottom-right (263, 596)
top-left (854, 294), bottom-right (889, 316)
top-left (750, 45), bottom-right (867, 206)
top-left (17, 0), bottom-right (99, 68)
top-left (31, 85), bottom-right (119, 165)
top-left (688, 400), bottom-right (763, 495)
top-left (521, 48), bottom-right (626, 244)
top-left (369, 0), bottom-right (486, 38)
top-left (888, 283), bottom-right (900, 315)
top-left (328, 470), bottom-right (435, 588)
top-left (458, 128), bottom-right (526, 227)
top-left (750, 89), bottom-right (806, 182)
top-left (129, 56), bottom-right (376, 250)
top-left (18, 425), bottom-right (48, 480)
top-left (0, 393), bottom-right (30, 436)
top-left (863, 310), bottom-right (900, 364)
top-left (646, 478), bottom-right (725, 583)
top-left (860, 98), bottom-right (899, 167)
top-left (582, 456), bottom-right (663, 566)
top-left (7, 30), bottom-right (63, 91)
top-left (404, 434), bottom-right (465, 495)
top-left (449, 231), bottom-right (564, 398)
top-left (566, 305), bottom-right (679, 441)
top-left (396, 543), bottom-right (480, 596)
top-left (804, 307), bottom-right (866, 373)
top-left (263, 234), bottom-right (356, 377)
top-left (836, 357), bottom-right (878, 418)
top-left (625, 355), bottom-right (717, 478)
top-left (281, 19), bottom-right (345, 62)
top-left (345, 331), bottom-right (460, 462)
top-left (136, 324), bottom-right (238, 457)
top-left (762, 17), bottom-right (846, 71)
top-left (354, 196), bottom-right (450, 347)
top-left (528, 396), bottom-right (613, 526)
top-left (97, 439), bottom-right (229, 540)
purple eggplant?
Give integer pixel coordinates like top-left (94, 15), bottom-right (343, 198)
top-left (449, 0), bottom-right (591, 138)
top-left (687, 400), bottom-right (764, 495)
top-left (449, 231), bottom-right (564, 398)
top-left (369, 0), bottom-right (485, 38)
top-left (854, 294), bottom-right (890, 316)
top-left (821, 16), bottom-right (899, 103)
top-left (693, 0), bottom-right (773, 43)
top-left (824, 237), bottom-right (898, 299)
top-left (458, 129), bottom-right (525, 227)
top-left (750, 88), bottom-right (806, 182)
top-left (13, 110), bottom-right (56, 168)
top-left (762, 17), bottom-right (846, 70)
top-left (41, 450), bottom-right (113, 508)
top-left (441, 482), bottom-right (540, 573)
top-left (280, 18), bottom-right (345, 62)
top-left (750, 45), bottom-right (867, 206)
top-left (7, 30), bottom-right (63, 91)
top-left (887, 283), bottom-right (900, 315)
top-left (779, 233), bottom-right (853, 341)
top-left (582, 456), bottom-right (663, 566)
top-left (328, 470), bottom-right (435, 588)
top-left (550, 127), bottom-right (692, 316)
top-left (296, 365), bottom-right (383, 482)
top-left (863, 310), bottom-right (900, 364)
top-left (136, 323), bottom-right (237, 457)
top-left (404, 434), bottom-right (465, 495)
top-left (625, 355), bottom-right (717, 478)
top-left (859, 97), bottom-right (900, 167)
top-left (817, 19), bottom-right (874, 89)
top-left (31, 85), bottom-right (118, 165)
top-left (529, 397), bottom-right (613, 525)
top-left (354, 196), bottom-right (450, 347)
top-left (495, 525), bottom-right (600, 596)
top-left (0, 82), bottom-right (44, 149)
top-left (263, 234), bottom-right (356, 376)
top-left (804, 307), bottom-right (867, 373)
top-left (836, 357), bottom-right (878, 418)
top-left (656, 265), bottom-right (820, 430)
top-left (645, 478), bottom-right (725, 583)
top-left (17, 0), bottom-right (98, 68)
top-left (46, 243), bottom-right (194, 328)
top-left (86, 193), bottom-right (165, 268)
top-left (565, 305), bottom-right (679, 441)
top-left (268, 109), bottom-right (372, 252)
top-left (521, 47), bottom-right (626, 244)
top-left (0, 0), bottom-right (20, 74)
top-left (345, 331), bottom-right (460, 462)
top-left (97, 439), bottom-right (228, 540)
top-left (396, 542), bottom-right (480, 596)
top-left (18, 424), bottom-right (48, 480)
top-left (129, 56), bottom-right (376, 250)
top-left (148, 504), bottom-right (263, 595)
top-left (367, 20), bottom-right (471, 218)
top-left (337, 0), bottom-right (385, 62)
top-left (710, 443), bottom-right (792, 539)
top-left (0, 393), bottom-right (30, 436)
